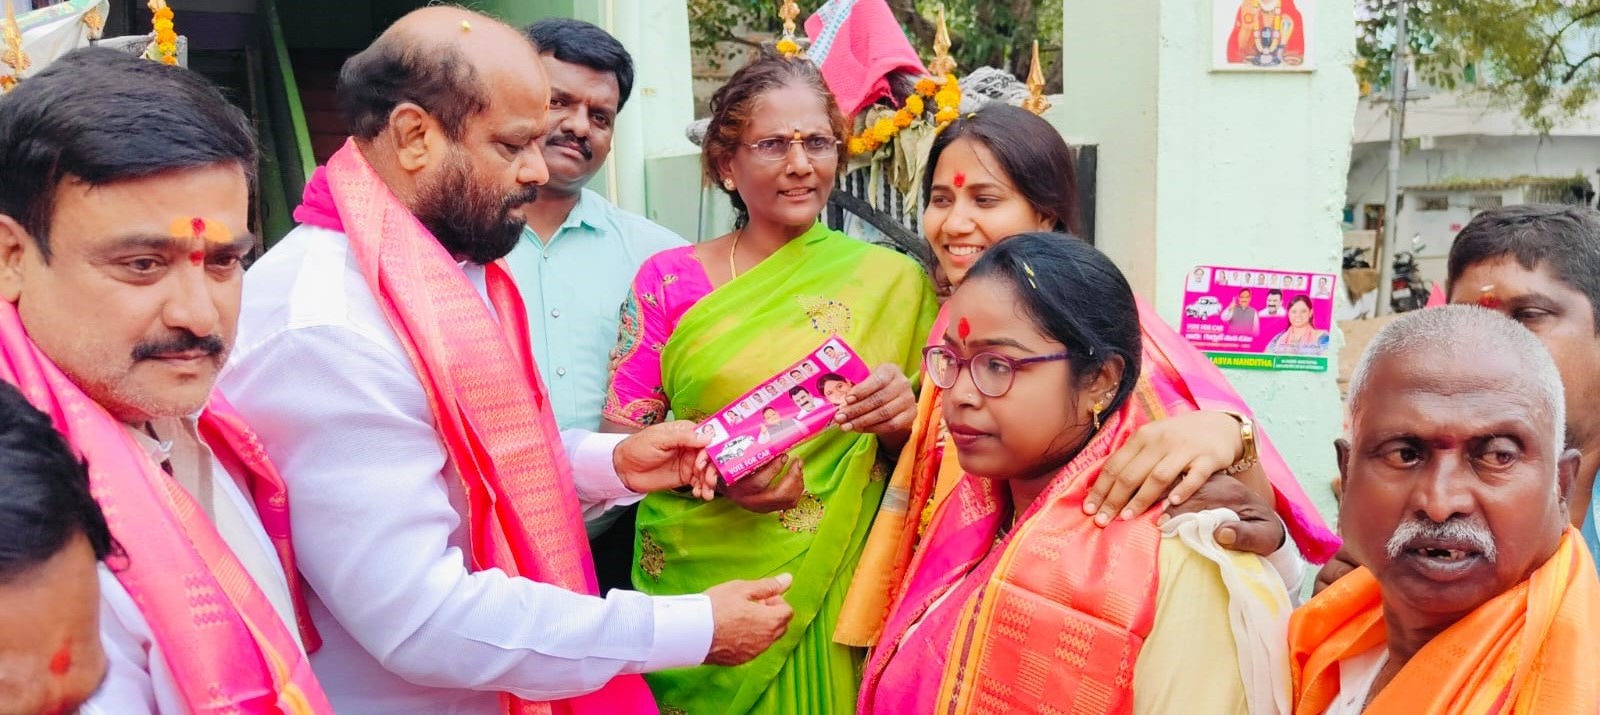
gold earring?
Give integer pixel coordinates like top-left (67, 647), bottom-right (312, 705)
top-left (723, 178), bottom-right (735, 191)
top-left (1091, 401), bottom-right (1105, 431)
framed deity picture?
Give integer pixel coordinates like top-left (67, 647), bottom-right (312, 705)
top-left (1213, 0), bottom-right (1315, 72)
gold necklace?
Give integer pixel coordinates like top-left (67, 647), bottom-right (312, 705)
top-left (728, 226), bottom-right (745, 279)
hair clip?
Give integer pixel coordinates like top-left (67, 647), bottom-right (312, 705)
top-left (1022, 261), bottom-right (1038, 290)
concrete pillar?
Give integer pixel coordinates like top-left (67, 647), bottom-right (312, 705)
top-left (1058, 0), bottom-right (1357, 520)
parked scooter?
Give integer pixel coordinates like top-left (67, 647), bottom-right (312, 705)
top-left (1389, 234), bottom-right (1431, 313)
top-left (1342, 246), bottom-right (1371, 270)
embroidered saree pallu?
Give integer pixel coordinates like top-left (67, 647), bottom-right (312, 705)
top-left (607, 224), bottom-right (938, 715)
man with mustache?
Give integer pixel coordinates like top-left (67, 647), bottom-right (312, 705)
top-left (218, 8), bottom-right (793, 713)
top-left (0, 49), bottom-right (331, 711)
top-left (502, 18), bottom-right (687, 591)
top-left (1290, 305), bottom-right (1600, 713)
top-left (1317, 205), bottom-right (1600, 588)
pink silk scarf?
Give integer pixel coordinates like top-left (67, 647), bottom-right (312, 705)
top-left (293, 141), bottom-right (656, 715)
top-left (0, 302), bottom-right (330, 713)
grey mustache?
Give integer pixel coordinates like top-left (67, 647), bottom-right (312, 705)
top-left (1385, 517), bottom-right (1498, 563)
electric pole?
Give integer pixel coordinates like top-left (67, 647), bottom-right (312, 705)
top-left (1376, 0), bottom-right (1409, 315)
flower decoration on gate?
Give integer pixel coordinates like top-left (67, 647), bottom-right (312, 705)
top-left (846, 71), bottom-right (961, 157)
top-left (1, 4), bottom-right (28, 93)
top-left (846, 6), bottom-right (963, 157)
top-left (842, 6), bottom-right (965, 198)
top-left (776, 0), bottom-right (803, 58)
top-left (146, 0), bottom-right (178, 66)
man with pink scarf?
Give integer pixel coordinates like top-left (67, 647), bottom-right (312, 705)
top-left (0, 48), bottom-right (330, 712)
top-left (217, 8), bottom-right (794, 714)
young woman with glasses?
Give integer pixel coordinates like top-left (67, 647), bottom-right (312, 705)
top-left (858, 233), bottom-right (1295, 714)
top-left (601, 50), bottom-right (939, 714)
top-left (835, 102), bottom-right (1339, 649)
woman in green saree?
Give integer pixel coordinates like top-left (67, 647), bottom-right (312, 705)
top-left (601, 52), bottom-right (939, 714)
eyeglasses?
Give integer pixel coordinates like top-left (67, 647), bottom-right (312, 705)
top-left (743, 134), bottom-right (841, 162)
top-left (922, 345), bottom-right (1073, 398)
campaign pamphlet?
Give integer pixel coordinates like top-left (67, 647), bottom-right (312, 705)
top-left (699, 336), bottom-right (871, 483)
top-left (1178, 265), bottom-right (1338, 372)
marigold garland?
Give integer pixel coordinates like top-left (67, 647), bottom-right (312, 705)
top-left (149, 1), bottom-right (177, 66)
top-left (847, 73), bottom-right (960, 156)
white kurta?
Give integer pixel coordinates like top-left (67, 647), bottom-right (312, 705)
top-left (82, 419), bottom-right (300, 714)
top-left (217, 225), bottom-right (713, 714)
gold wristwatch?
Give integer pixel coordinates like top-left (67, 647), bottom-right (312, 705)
top-left (1220, 410), bottom-right (1259, 475)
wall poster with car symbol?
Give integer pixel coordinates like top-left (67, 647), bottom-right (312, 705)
top-left (1179, 265), bottom-right (1336, 372)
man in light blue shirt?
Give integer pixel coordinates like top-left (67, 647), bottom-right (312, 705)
top-left (505, 19), bottom-right (686, 590)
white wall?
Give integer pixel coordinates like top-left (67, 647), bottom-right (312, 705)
top-left (1346, 134), bottom-right (1600, 209)
top-left (1061, 0), bottom-right (1357, 522)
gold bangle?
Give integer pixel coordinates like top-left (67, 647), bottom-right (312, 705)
top-left (1219, 410), bottom-right (1259, 475)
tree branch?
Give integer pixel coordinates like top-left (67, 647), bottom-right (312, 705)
top-left (1562, 50), bottom-right (1600, 83)
top-left (1540, 6), bottom-right (1600, 70)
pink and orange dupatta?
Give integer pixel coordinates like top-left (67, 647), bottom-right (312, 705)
top-left (836, 296), bottom-right (1340, 647)
top-left (293, 140), bottom-right (656, 715)
top-left (860, 388), bottom-right (1169, 714)
top-left (0, 302), bottom-right (329, 713)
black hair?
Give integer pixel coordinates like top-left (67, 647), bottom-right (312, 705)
top-left (788, 386), bottom-right (809, 398)
top-left (818, 373), bottom-right (847, 389)
top-left (1447, 204), bottom-right (1600, 333)
top-left (0, 47), bottom-right (256, 261)
top-left (1267, 288), bottom-right (1283, 299)
top-left (337, 32), bottom-right (490, 141)
top-left (1287, 294), bottom-right (1313, 311)
top-left (922, 103), bottom-right (1082, 235)
top-left (0, 381), bottom-right (115, 584)
top-left (965, 232), bottom-right (1142, 420)
top-left (525, 18), bottom-right (635, 111)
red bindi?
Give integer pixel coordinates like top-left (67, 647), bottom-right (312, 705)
top-left (957, 317), bottom-right (971, 340)
top-left (953, 172), bottom-right (966, 188)
top-left (189, 250), bottom-right (206, 266)
top-left (190, 217), bottom-right (207, 236)
top-left (49, 643), bottom-right (71, 676)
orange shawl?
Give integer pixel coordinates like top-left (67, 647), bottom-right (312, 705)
top-left (1290, 529), bottom-right (1600, 714)
top-left (860, 388), bottom-right (1168, 714)
top-left (838, 296), bottom-right (1340, 647)
top-left (301, 141), bottom-right (655, 715)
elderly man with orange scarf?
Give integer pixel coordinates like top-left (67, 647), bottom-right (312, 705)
top-left (1290, 305), bottom-right (1600, 714)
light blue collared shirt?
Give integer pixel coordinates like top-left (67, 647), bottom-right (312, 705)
top-left (504, 188), bottom-right (687, 432)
